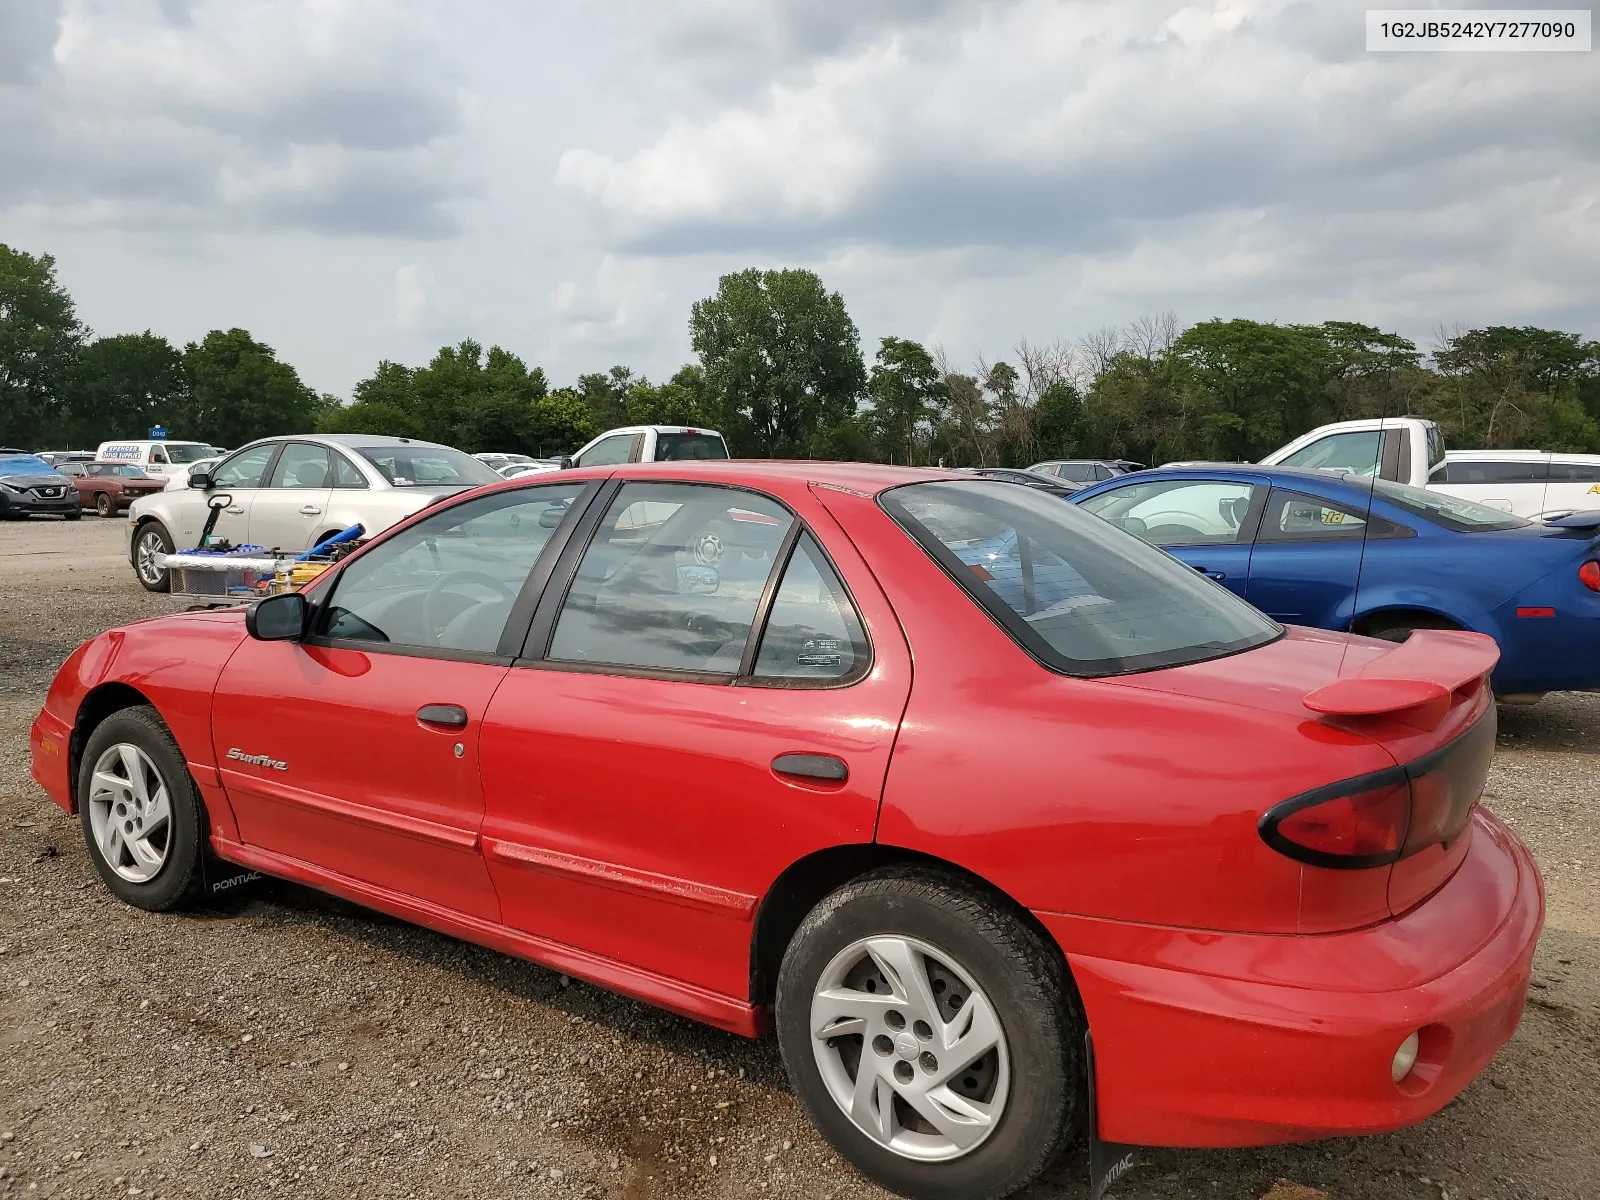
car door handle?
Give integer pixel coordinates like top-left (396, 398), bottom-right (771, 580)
top-left (299, 505), bottom-right (323, 515)
top-left (772, 753), bottom-right (849, 782)
top-left (227, 506), bottom-right (245, 515)
top-left (1191, 565), bottom-right (1227, 581)
top-left (417, 704), bottom-right (469, 731)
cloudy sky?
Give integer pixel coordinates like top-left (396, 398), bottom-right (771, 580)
top-left (2, 0), bottom-right (1596, 397)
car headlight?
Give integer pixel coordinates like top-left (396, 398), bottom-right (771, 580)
top-left (0, 480), bottom-right (21, 494)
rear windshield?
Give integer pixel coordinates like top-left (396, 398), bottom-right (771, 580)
top-left (883, 480), bottom-right (1282, 676)
top-left (353, 446), bottom-right (501, 487)
top-left (1371, 479), bottom-right (1528, 532)
top-left (656, 433), bottom-right (728, 461)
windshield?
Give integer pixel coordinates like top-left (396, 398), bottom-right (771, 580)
top-left (1371, 478), bottom-right (1529, 532)
top-left (355, 445), bottom-right (501, 488)
top-left (883, 480), bottom-right (1281, 675)
top-left (656, 433), bottom-right (729, 461)
top-left (162, 443), bottom-right (218, 463)
top-left (0, 455), bottom-right (59, 476)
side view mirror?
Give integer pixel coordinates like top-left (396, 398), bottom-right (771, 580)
top-left (552, 455), bottom-right (574, 471)
top-left (246, 592), bottom-right (308, 642)
top-left (191, 471), bottom-right (215, 490)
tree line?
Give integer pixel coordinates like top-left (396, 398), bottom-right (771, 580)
top-left (5, 243), bottom-right (1598, 466)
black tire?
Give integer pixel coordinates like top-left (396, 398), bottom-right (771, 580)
top-left (1359, 612), bottom-right (1460, 644)
top-left (95, 492), bottom-right (114, 517)
top-left (775, 867), bottom-right (1085, 1200)
top-left (133, 520), bottom-right (174, 592)
top-left (77, 706), bottom-right (206, 912)
top-left (64, 508), bottom-right (82, 521)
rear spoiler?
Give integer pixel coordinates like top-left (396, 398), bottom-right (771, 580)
top-left (1304, 629), bottom-right (1499, 724)
top-left (1541, 510), bottom-right (1600, 530)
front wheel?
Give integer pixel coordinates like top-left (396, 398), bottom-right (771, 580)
top-left (64, 508), bottom-right (82, 521)
top-left (134, 521), bottom-right (174, 592)
top-left (95, 492), bottom-right (114, 517)
top-left (776, 867), bottom-right (1085, 1200)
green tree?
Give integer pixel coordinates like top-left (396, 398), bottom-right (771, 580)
top-left (181, 329), bottom-right (316, 447)
top-left (1169, 319), bottom-right (1333, 460)
top-left (866, 337), bottom-right (943, 465)
top-left (690, 268), bottom-right (866, 457)
top-left (624, 364), bottom-right (708, 427)
top-left (1032, 380), bottom-right (1083, 460)
top-left (319, 360), bottom-right (423, 438)
top-left (0, 244), bottom-right (84, 447)
top-left (69, 331), bottom-right (187, 447)
top-left (529, 390), bottom-right (597, 456)
top-left (1428, 326), bottom-right (1600, 450)
top-left (575, 366), bottom-right (633, 431)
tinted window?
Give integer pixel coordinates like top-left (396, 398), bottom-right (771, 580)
top-left (885, 481), bottom-right (1280, 676)
top-left (1259, 490), bottom-right (1366, 540)
top-left (1093, 464), bottom-right (1112, 480)
top-left (656, 433), bottom-right (729, 461)
top-left (354, 445), bottom-right (499, 487)
top-left (212, 444), bottom-right (276, 489)
top-left (1426, 424), bottom-right (1445, 471)
top-left (575, 434), bottom-right (635, 468)
top-left (1058, 464), bottom-right (1095, 482)
top-left (332, 453), bottom-right (367, 488)
top-left (1279, 431), bottom-right (1384, 476)
top-left (1550, 461), bottom-right (1600, 483)
top-left (321, 485), bottom-right (585, 654)
top-left (548, 483), bottom-right (793, 674)
top-left (1442, 460), bottom-right (1547, 484)
top-left (60, 464), bottom-right (86, 476)
top-left (269, 443), bottom-right (334, 489)
top-left (1078, 479), bottom-right (1257, 547)
top-left (753, 534), bottom-right (868, 683)
top-left (1370, 479), bottom-right (1528, 532)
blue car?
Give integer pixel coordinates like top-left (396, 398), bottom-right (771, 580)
top-left (1070, 464), bottom-right (1600, 697)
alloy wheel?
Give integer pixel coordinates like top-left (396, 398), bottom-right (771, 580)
top-left (809, 934), bottom-right (1010, 1163)
top-left (136, 529), bottom-right (166, 586)
top-left (86, 743), bottom-right (173, 883)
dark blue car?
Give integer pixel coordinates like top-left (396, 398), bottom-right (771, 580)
top-left (1070, 464), bottom-right (1600, 697)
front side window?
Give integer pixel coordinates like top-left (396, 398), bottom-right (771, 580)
top-left (885, 481), bottom-right (1281, 676)
top-left (212, 444), bottom-right (276, 489)
top-left (354, 445), bottom-right (499, 487)
top-left (1370, 479), bottom-right (1529, 532)
top-left (1279, 430), bottom-right (1383, 476)
top-left (269, 443), bottom-right (334, 489)
top-left (656, 433), bottom-right (729, 461)
top-left (753, 533), bottom-right (868, 683)
top-left (1078, 479), bottom-right (1258, 547)
top-left (575, 434), bottom-right (636, 468)
top-left (320, 485), bottom-right (586, 654)
top-left (547, 483), bottom-right (794, 674)
top-left (149, 445), bottom-right (168, 464)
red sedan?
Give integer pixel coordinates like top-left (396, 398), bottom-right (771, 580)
top-left (29, 462), bottom-right (1540, 1199)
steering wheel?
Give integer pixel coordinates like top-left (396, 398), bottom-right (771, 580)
top-left (423, 571), bottom-right (516, 642)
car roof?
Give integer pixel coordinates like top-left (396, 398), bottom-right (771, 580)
top-left (500, 459), bottom-right (949, 495)
top-left (1080, 461), bottom-right (1383, 494)
top-left (1445, 449), bottom-right (1600, 464)
top-left (231, 433), bottom-right (457, 451)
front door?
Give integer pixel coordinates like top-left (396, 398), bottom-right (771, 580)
top-left (1076, 477), bottom-right (1263, 600)
top-left (170, 442), bottom-right (280, 548)
top-left (247, 440), bottom-right (337, 551)
top-left (211, 481), bottom-right (590, 920)
top-left (1244, 487), bottom-right (1370, 628)
top-left (478, 480), bottom-right (912, 1006)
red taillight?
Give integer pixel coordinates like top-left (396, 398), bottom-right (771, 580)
top-left (1261, 712), bottom-right (1495, 870)
top-left (1580, 560), bottom-right (1600, 591)
top-left (1267, 780), bottom-right (1410, 868)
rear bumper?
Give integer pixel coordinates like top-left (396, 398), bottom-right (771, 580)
top-left (30, 707), bottom-right (74, 811)
top-left (1037, 809), bottom-right (1542, 1147)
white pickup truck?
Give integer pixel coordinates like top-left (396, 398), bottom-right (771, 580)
top-left (1262, 417), bottom-right (1600, 518)
top-left (559, 425), bottom-right (729, 469)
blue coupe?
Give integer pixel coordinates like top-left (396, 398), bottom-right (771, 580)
top-left (1070, 464), bottom-right (1600, 697)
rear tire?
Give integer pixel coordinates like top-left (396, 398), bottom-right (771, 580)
top-left (77, 706), bottom-right (205, 912)
top-left (134, 521), bottom-right (174, 592)
top-left (775, 866), bottom-right (1085, 1200)
top-left (95, 492), bottom-right (114, 517)
top-left (1359, 612), bottom-right (1460, 643)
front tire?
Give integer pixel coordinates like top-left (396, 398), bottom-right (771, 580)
top-left (134, 521), bottom-right (174, 592)
top-left (95, 492), bottom-right (114, 517)
top-left (776, 867), bottom-right (1085, 1200)
top-left (64, 508), bottom-right (82, 521)
top-left (77, 706), bottom-right (205, 911)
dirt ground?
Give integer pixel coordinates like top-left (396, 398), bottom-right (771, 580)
top-left (1, 516), bottom-right (1595, 1200)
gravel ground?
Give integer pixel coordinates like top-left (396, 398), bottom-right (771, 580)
top-left (1, 516), bottom-right (1596, 1200)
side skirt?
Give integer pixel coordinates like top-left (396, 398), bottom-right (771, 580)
top-left (211, 835), bottom-right (768, 1038)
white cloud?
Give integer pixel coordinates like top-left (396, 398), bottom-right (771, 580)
top-left (393, 264), bottom-right (426, 329)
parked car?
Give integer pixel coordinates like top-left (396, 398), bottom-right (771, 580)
top-left (125, 434), bottom-right (500, 592)
top-left (1028, 459), bottom-right (1144, 483)
top-left (0, 450), bottom-right (80, 520)
top-left (37, 450), bottom-right (97, 468)
top-left (1261, 417), bottom-right (1444, 488)
top-left (957, 466), bottom-right (1081, 497)
top-left (474, 452), bottom-right (538, 473)
top-left (1072, 463), bottom-right (1600, 698)
top-left (500, 460), bottom-right (561, 478)
top-left (56, 461), bottom-right (169, 516)
top-left (559, 425), bottom-right (729, 468)
top-left (34, 461), bottom-right (1538, 1199)
top-left (96, 439), bottom-right (220, 481)
top-left (1428, 450), bottom-right (1600, 519)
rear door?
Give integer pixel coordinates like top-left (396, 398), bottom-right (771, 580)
top-left (1245, 488), bottom-right (1374, 628)
top-left (477, 479), bottom-right (911, 1006)
top-left (247, 441), bottom-right (336, 551)
top-left (1076, 477), bottom-right (1262, 598)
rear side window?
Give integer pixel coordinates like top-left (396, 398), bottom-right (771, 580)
top-left (269, 443), bottom-right (333, 489)
top-left (656, 433), bottom-right (729, 461)
top-left (1442, 460), bottom-right (1547, 484)
top-left (1547, 461), bottom-right (1600, 483)
top-left (1259, 490), bottom-right (1368, 540)
top-left (753, 533), bottom-right (868, 684)
top-left (884, 481), bottom-right (1281, 676)
top-left (332, 453), bottom-right (367, 488)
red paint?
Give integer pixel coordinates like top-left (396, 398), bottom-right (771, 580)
top-left (31, 460), bottom-right (1542, 1154)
